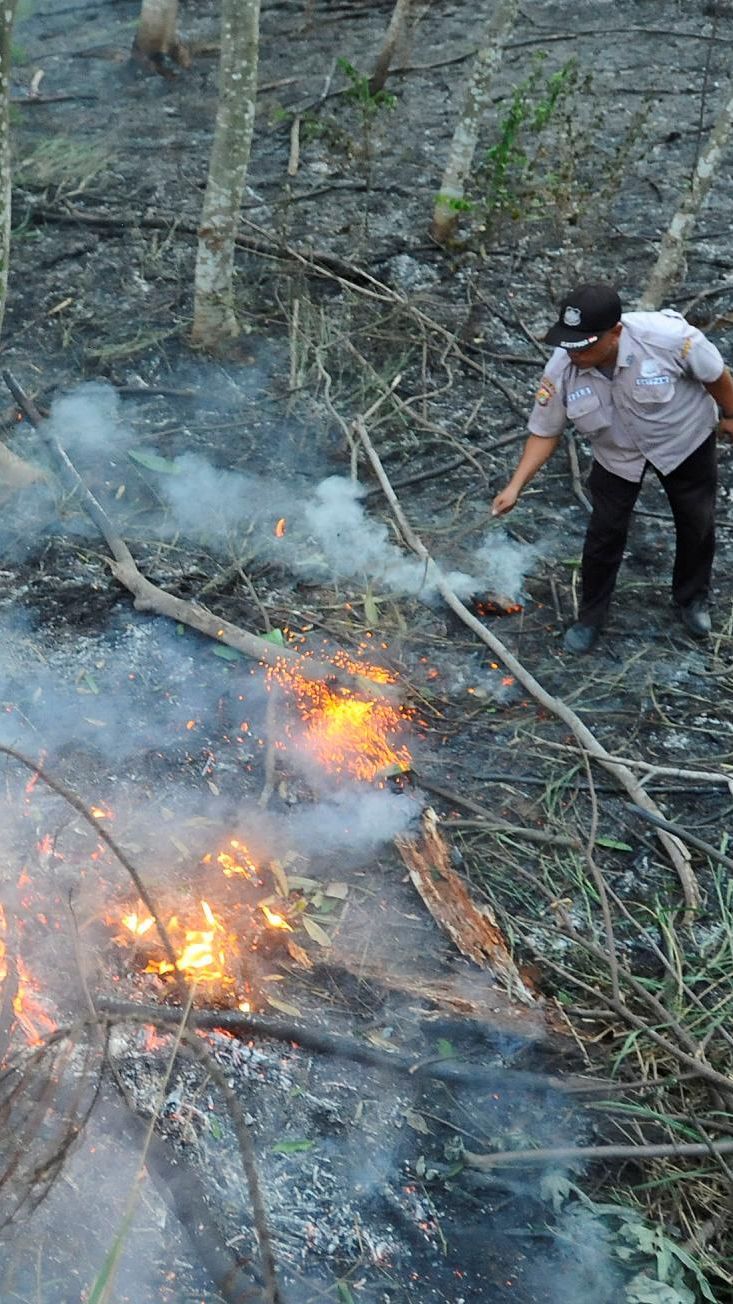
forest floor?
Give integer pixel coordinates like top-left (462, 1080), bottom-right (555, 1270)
top-left (2, 1), bottom-right (733, 1301)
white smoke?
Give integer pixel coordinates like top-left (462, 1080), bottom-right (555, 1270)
top-left (45, 381), bottom-right (134, 459)
top-left (475, 532), bottom-right (542, 602)
top-left (159, 459), bottom-right (540, 604)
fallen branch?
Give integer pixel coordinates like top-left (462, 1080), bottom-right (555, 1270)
top-left (2, 370), bottom-right (393, 701)
top-left (355, 418), bottom-right (699, 913)
top-left (628, 805), bottom-right (733, 874)
top-left (465, 1137), bottom-right (733, 1170)
top-left (97, 999), bottom-right (605, 1096)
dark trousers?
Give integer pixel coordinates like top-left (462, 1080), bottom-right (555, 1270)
top-left (580, 433), bottom-right (717, 627)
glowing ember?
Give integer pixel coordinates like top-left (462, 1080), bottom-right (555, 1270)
top-left (260, 904), bottom-right (292, 931)
top-left (122, 911), bottom-right (154, 937)
top-left (267, 657), bottom-right (412, 783)
top-left (12, 958), bottom-right (57, 1045)
top-left (116, 899), bottom-right (236, 988)
top-left (275, 517), bottom-right (286, 538)
top-left (212, 838), bottom-right (258, 878)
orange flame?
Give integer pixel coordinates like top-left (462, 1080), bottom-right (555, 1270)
top-left (260, 904), bottom-right (292, 931)
top-left (267, 657), bottom-right (412, 783)
top-left (275, 518), bottom-right (286, 538)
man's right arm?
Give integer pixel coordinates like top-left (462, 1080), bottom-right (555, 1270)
top-left (492, 433), bottom-right (561, 516)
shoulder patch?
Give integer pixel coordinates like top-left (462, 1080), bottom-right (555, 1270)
top-left (535, 377), bottom-right (556, 407)
top-left (680, 335), bottom-right (693, 361)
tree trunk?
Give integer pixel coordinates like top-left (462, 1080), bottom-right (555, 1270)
top-left (431, 0), bottom-right (518, 243)
top-left (0, 2), bottom-right (17, 340)
top-left (191, 0), bottom-right (261, 350)
top-left (369, 0), bottom-right (411, 95)
top-left (638, 79), bottom-right (733, 310)
top-left (133, 0), bottom-right (189, 69)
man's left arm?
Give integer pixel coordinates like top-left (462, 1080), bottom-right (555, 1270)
top-left (703, 367), bottom-right (733, 439)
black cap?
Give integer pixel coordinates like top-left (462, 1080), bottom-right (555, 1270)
top-left (544, 283), bottom-right (622, 350)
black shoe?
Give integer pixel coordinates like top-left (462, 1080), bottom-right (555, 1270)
top-left (676, 599), bottom-right (711, 639)
top-left (563, 622), bottom-right (601, 654)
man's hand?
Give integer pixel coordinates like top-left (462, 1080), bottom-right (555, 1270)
top-left (717, 415), bottom-right (733, 441)
top-left (491, 485), bottom-right (520, 516)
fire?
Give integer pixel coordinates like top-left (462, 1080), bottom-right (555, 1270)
top-left (213, 838), bottom-right (258, 878)
top-left (260, 904), bottom-right (292, 931)
top-left (0, 905), bottom-right (57, 1046)
top-left (12, 958), bottom-right (57, 1045)
top-left (121, 911), bottom-right (154, 937)
top-left (267, 657), bottom-right (412, 783)
top-left (275, 517), bottom-right (286, 538)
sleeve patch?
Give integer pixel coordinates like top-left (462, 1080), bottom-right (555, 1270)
top-left (680, 336), bottom-right (693, 362)
top-left (535, 377), bottom-right (556, 407)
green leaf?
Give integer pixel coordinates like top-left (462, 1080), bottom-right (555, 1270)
top-left (302, 915), bottom-right (331, 948)
top-left (436, 1038), bottom-right (455, 1060)
top-left (208, 1117), bottom-right (223, 1140)
top-left (175, 623), bottom-right (185, 637)
top-left (272, 1139), bottom-right (314, 1155)
top-left (337, 1284), bottom-right (356, 1304)
top-left (212, 645), bottom-right (242, 661)
top-left (128, 449), bottom-right (181, 474)
top-left (596, 836), bottom-right (633, 852)
top-left (260, 628), bottom-right (285, 645)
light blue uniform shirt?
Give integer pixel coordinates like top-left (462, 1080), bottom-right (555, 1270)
top-left (528, 310), bottom-right (724, 482)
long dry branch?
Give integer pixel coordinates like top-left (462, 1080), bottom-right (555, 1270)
top-left (465, 1137), bottom-right (733, 1170)
top-left (355, 418), bottom-right (699, 913)
top-left (2, 371), bottom-right (393, 701)
top-left (97, 999), bottom-right (605, 1096)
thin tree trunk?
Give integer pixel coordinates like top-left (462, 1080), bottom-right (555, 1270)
top-left (0, 2), bottom-right (17, 340)
top-left (369, 0), bottom-right (411, 95)
top-left (191, 0), bottom-right (261, 350)
top-left (133, 0), bottom-right (189, 68)
top-left (431, 0), bottom-right (518, 243)
top-left (638, 78), bottom-right (733, 309)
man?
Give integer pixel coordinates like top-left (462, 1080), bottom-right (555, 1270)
top-left (492, 283), bottom-right (733, 653)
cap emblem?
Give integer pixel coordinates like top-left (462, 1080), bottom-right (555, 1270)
top-left (563, 305), bottom-right (582, 326)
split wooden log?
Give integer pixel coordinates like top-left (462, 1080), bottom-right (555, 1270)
top-left (396, 808), bottom-right (538, 1005)
top-left (355, 417), bottom-right (700, 914)
top-left (2, 371), bottom-right (395, 702)
top-left (639, 78), bottom-right (733, 309)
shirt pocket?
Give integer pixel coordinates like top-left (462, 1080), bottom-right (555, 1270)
top-left (632, 375), bottom-right (676, 406)
top-left (566, 389), bottom-right (607, 435)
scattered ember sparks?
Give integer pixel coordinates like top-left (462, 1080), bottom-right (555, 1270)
top-left (260, 904), bottom-right (292, 931)
top-left (91, 806), bottom-right (112, 820)
top-left (186, 720), bottom-right (197, 731)
top-left (274, 517), bottom-right (286, 538)
top-left (267, 656), bottom-right (412, 783)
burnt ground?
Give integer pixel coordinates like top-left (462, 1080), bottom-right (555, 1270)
top-left (2, 0), bottom-right (733, 1301)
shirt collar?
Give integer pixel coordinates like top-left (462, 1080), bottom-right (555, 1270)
top-left (616, 322), bottom-right (634, 369)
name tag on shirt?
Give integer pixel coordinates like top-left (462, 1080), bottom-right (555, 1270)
top-left (568, 385), bottom-right (593, 402)
top-left (635, 376), bottom-right (671, 388)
